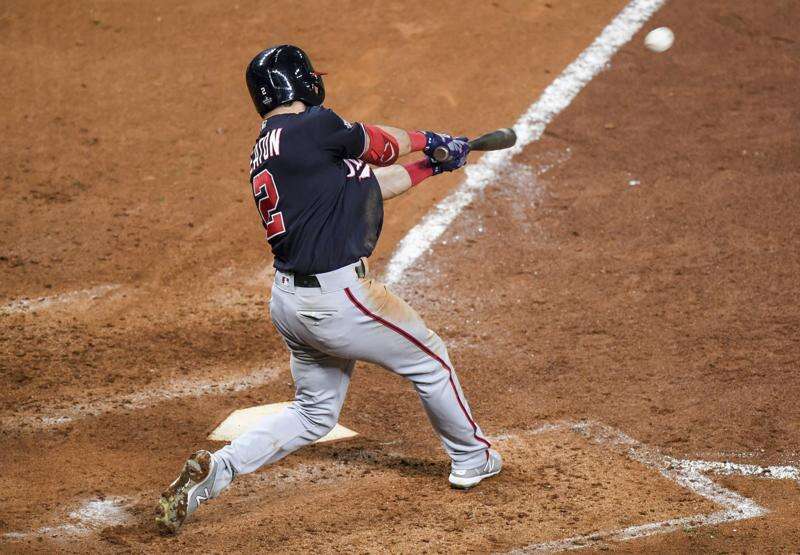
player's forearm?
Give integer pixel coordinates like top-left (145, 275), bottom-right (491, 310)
top-left (374, 165), bottom-right (411, 200)
top-left (372, 125), bottom-right (425, 157)
top-left (360, 125), bottom-right (427, 167)
top-left (374, 158), bottom-right (435, 201)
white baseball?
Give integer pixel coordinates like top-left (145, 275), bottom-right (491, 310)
top-left (644, 27), bottom-right (674, 53)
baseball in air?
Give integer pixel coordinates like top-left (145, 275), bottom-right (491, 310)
top-left (644, 27), bottom-right (674, 53)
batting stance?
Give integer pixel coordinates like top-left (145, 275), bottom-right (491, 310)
top-left (156, 45), bottom-right (501, 534)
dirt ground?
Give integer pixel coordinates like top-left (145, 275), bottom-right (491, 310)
top-left (2, 0), bottom-right (799, 553)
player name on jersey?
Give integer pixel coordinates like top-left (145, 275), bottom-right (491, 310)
top-left (250, 128), bottom-right (282, 171)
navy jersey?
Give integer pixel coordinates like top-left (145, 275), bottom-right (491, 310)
top-left (248, 106), bottom-right (383, 275)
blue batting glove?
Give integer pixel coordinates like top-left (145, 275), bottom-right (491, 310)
top-left (430, 137), bottom-right (470, 174)
top-left (423, 131), bottom-right (454, 157)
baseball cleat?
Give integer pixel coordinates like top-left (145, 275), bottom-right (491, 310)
top-left (449, 449), bottom-right (502, 489)
top-left (155, 450), bottom-right (219, 534)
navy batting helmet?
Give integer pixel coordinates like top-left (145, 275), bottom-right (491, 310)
top-left (245, 45), bottom-right (325, 117)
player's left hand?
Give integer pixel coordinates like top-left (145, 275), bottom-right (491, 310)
top-left (422, 131), bottom-right (455, 157)
top-left (431, 137), bottom-right (470, 174)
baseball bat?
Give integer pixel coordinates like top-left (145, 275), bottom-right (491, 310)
top-left (432, 128), bottom-right (517, 162)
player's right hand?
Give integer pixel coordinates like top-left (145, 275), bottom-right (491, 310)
top-left (430, 137), bottom-right (469, 174)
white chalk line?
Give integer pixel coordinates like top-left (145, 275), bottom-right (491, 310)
top-left (693, 449), bottom-right (800, 465)
top-left (6, 421), bottom-right (796, 548)
top-left (383, 0), bottom-right (669, 285)
top-left (2, 497), bottom-right (132, 542)
top-left (0, 284), bottom-right (121, 314)
top-left (1, 365), bottom-right (280, 431)
top-left (2, 456), bottom-right (369, 542)
top-left (509, 421), bottom-right (800, 553)
top-left (1, 452), bottom-right (387, 542)
top-left (681, 459), bottom-right (800, 481)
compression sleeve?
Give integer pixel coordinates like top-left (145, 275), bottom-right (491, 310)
top-left (408, 131), bottom-right (426, 152)
top-left (361, 125), bottom-right (400, 166)
top-left (403, 158), bottom-right (435, 186)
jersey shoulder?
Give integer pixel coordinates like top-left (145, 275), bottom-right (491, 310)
top-left (303, 106), bottom-right (365, 158)
top-left (304, 105), bottom-right (353, 134)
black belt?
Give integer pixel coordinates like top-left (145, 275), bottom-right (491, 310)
top-left (292, 261), bottom-right (366, 288)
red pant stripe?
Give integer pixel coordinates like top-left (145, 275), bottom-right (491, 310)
top-left (344, 287), bottom-right (491, 449)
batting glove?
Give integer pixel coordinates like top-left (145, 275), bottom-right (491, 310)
top-left (430, 137), bottom-right (470, 174)
top-left (422, 131), bottom-right (455, 157)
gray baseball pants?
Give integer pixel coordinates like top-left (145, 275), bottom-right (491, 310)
top-left (214, 259), bottom-right (490, 484)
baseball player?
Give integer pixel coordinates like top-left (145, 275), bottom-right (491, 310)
top-left (156, 45), bottom-right (501, 534)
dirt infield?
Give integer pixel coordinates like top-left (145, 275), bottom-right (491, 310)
top-left (2, 0), bottom-right (799, 552)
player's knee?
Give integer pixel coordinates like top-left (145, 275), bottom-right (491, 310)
top-left (291, 400), bottom-right (339, 439)
top-left (306, 411), bottom-right (337, 439)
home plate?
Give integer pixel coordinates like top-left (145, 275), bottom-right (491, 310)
top-left (208, 402), bottom-right (358, 443)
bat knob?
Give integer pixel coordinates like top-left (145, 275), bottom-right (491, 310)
top-left (432, 145), bottom-right (451, 163)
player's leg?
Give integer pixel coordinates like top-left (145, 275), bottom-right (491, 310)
top-left (328, 278), bottom-right (499, 483)
top-left (156, 341), bottom-right (353, 534)
top-left (214, 346), bottom-right (354, 477)
top-left (211, 281), bottom-right (355, 480)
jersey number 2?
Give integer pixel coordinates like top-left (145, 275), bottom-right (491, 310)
top-left (252, 168), bottom-right (286, 240)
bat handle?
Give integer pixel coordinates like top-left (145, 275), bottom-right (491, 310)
top-left (433, 139), bottom-right (474, 163)
top-left (432, 145), bottom-right (451, 163)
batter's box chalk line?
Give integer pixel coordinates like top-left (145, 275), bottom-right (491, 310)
top-left (3, 497), bottom-right (132, 542)
top-left (0, 284), bottom-right (121, 314)
top-left (505, 420), bottom-right (799, 553)
top-left (3, 421), bottom-right (796, 547)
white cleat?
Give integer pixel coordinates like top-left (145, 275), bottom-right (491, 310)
top-left (449, 449), bottom-right (502, 489)
top-left (155, 450), bottom-right (222, 534)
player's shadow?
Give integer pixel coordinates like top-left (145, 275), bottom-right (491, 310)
top-left (302, 441), bottom-right (446, 480)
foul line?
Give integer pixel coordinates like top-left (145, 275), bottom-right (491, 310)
top-left (0, 284), bottom-right (121, 314)
top-left (510, 421), bottom-right (800, 553)
top-left (1, 366), bottom-right (279, 431)
top-left (384, 0), bottom-right (668, 285)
